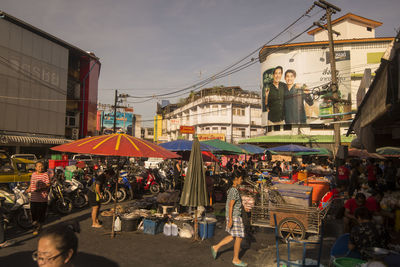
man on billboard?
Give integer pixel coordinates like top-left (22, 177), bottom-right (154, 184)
top-left (263, 66), bottom-right (285, 123)
top-left (283, 69), bottom-right (314, 124)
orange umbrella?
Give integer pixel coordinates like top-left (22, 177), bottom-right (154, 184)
top-left (51, 133), bottom-right (180, 159)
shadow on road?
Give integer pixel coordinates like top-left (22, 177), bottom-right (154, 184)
top-left (0, 250), bottom-right (120, 267)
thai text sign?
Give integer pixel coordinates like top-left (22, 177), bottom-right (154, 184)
top-left (197, 133), bottom-right (225, 141)
top-left (180, 126), bottom-right (195, 134)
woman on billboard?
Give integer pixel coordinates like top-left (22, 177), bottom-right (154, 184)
top-left (283, 69), bottom-right (314, 124)
top-left (264, 66), bottom-right (286, 123)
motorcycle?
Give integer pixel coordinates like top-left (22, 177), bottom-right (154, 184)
top-left (49, 174), bottom-right (73, 215)
top-left (152, 168), bottom-right (174, 191)
top-left (134, 168), bottom-right (160, 194)
top-left (0, 183), bottom-right (32, 230)
top-left (63, 178), bottom-right (88, 209)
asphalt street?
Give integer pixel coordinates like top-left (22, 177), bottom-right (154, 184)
top-left (0, 201), bottom-right (340, 267)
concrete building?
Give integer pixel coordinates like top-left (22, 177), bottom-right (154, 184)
top-left (157, 86), bottom-right (264, 143)
top-left (247, 13), bottom-right (394, 149)
top-left (141, 127), bottom-right (154, 142)
top-left (0, 11), bottom-right (100, 155)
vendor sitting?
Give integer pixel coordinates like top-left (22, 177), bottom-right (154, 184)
top-left (348, 207), bottom-right (387, 260)
top-left (344, 193), bottom-right (366, 233)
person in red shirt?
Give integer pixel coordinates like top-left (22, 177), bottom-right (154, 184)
top-left (27, 161), bottom-right (50, 235)
top-left (366, 159), bottom-right (377, 189)
top-left (365, 191), bottom-right (383, 214)
top-left (344, 193), bottom-right (366, 233)
top-left (338, 160), bottom-right (350, 189)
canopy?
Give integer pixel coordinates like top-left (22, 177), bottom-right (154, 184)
top-left (267, 144), bottom-right (319, 153)
top-left (238, 144), bottom-right (265, 154)
top-left (51, 133), bottom-right (180, 158)
top-left (202, 139), bottom-right (250, 155)
top-left (159, 140), bottom-right (219, 152)
top-left (376, 147), bottom-right (400, 157)
top-left (180, 138), bottom-right (209, 207)
top-left (348, 148), bottom-right (386, 159)
top-left (295, 147), bottom-right (332, 156)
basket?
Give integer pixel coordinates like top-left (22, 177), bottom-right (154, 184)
top-left (333, 257), bottom-right (366, 267)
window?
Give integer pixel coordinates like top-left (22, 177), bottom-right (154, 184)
top-left (241, 130), bottom-right (246, 138)
top-left (273, 125), bottom-right (280, 131)
top-left (267, 126), bottom-right (272, 132)
top-left (212, 127), bottom-right (218, 131)
top-left (367, 27), bottom-right (372, 32)
top-left (283, 125), bottom-right (292, 131)
top-left (233, 108), bottom-right (245, 116)
top-left (211, 105), bottom-right (218, 116)
top-left (221, 127), bottom-right (227, 130)
top-left (221, 105), bottom-right (227, 115)
top-left (205, 127), bottom-right (210, 130)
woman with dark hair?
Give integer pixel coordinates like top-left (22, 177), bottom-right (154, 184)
top-left (27, 161), bottom-right (50, 235)
top-left (33, 223), bottom-right (79, 267)
top-left (283, 69), bottom-right (313, 124)
top-left (87, 168), bottom-right (115, 228)
top-left (211, 170), bottom-right (247, 266)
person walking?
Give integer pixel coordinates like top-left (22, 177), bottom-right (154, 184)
top-left (27, 162), bottom-right (50, 236)
top-left (211, 170), bottom-right (247, 267)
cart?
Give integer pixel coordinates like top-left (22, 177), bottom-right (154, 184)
top-left (244, 176), bottom-right (330, 240)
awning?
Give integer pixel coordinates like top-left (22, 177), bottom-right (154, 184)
top-left (1, 135), bottom-right (71, 145)
top-left (238, 135), bottom-right (355, 144)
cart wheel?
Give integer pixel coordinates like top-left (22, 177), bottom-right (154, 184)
top-left (277, 217), bottom-right (306, 241)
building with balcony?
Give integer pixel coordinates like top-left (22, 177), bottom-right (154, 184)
top-left (157, 86), bottom-right (264, 143)
top-left (0, 11), bottom-right (100, 155)
top-left (247, 13), bottom-right (394, 149)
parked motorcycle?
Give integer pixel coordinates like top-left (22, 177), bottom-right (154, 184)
top-left (134, 168), bottom-right (161, 194)
top-left (0, 184), bottom-right (32, 230)
top-left (49, 174), bottom-right (73, 215)
top-left (63, 178), bottom-right (88, 209)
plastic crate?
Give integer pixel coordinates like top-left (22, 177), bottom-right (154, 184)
top-left (48, 160), bottom-right (69, 169)
top-left (143, 219), bottom-right (165, 235)
top-left (51, 154), bottom-right (62, 160)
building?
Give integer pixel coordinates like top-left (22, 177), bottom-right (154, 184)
top-left (0, 11), bottom-right (100, 155)
top-left (157, 86), bottom-right (264, 143)
top-left (141, 127), bottom-right (154, 142)
top-left (347, 32), bottom-right (400, 151)
top-left (249, 13), bottom-right (393, 149)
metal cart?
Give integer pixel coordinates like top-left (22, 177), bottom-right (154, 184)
top-left (244, 177), bottom-right (330, 240)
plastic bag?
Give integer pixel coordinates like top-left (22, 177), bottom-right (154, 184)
top-left (114, 217), bottom-right (121, 232)
top-left (178, 223), bottom-right (194, 238)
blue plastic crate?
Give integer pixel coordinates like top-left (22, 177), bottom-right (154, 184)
top-left (143, 219), bottom-right (164, 235)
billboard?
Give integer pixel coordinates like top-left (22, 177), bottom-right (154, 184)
top-left (261, 48), bottom-right (351, 126)
top-left (101, 111), bottom-right (133, 133)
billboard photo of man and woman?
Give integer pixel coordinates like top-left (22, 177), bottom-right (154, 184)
top-left (261, 49), bottom-right (351, 126)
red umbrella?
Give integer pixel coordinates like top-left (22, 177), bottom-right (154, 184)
top-left (51, 133), bottom-right (179, 159)
top-left (201, 151), bottom-right (219, 162)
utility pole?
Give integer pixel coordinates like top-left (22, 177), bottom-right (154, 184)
top-left (314, 0), bottom-right (341, 154)
top-left (113, 90), bottom-right (118, 133)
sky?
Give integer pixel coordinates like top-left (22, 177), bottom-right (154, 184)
top-left (2, 0), bottom-right (400, 126)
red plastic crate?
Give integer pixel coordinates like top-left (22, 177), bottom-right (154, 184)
top-left (48, 160), bottom-right (69, 169)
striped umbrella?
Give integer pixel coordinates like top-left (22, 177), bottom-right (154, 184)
top-left (51, 133), bottom-right (179, 158)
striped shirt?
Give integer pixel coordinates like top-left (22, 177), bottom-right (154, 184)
top-left (30, 172), bottom-right (50, 202)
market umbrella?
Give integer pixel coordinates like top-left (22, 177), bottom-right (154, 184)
top-left (348, 148), bottom-right (385, 159)
top-left (295, 147), bottom-right (332, 156)
top-left (202, 139), bottom-right (251, 155)
top-left (159, 139), bottom-right (219, 152)
top-left (180, 137), bottom-right (209, 240)
top-left (376, 147), bottom-right (400, 157)
top-left (238, 144), bottom-right (265, 154)
top-left (51, 133), bottom-right (180, 158)
top-left (201, 151), bottom-right (219, 162)
top-left (267, 144), bottom-right (319, 153)
top-left (51, 133), bottom-right (180, 238)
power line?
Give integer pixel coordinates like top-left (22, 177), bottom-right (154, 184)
top-left (118, 3), bottom-right (318, 100)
